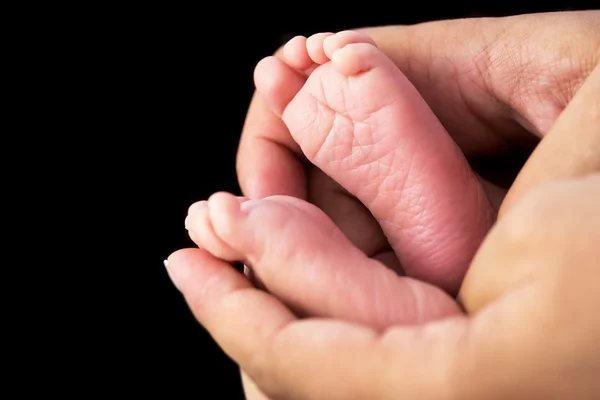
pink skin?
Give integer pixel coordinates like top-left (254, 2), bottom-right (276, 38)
top-left (253, 31), bottom-right (495, 295)
top-left (185, 193), bottom-right (460, 330)
top-left (184, 31), bottom-right (498, 328)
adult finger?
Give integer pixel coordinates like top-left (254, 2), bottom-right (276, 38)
top-left (165, 248), bottom-right (296, 363)
top-left (166, 248), bottom-right (467, 400)
top-left (169, 176), bottom-right (600, 399)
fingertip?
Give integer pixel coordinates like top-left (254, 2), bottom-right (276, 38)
top-left (165, 251), bottom-right (297, 375)
top-left (164, 248), bottom-right (205, 291)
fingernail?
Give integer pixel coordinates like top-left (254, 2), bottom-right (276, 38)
top-left (164, 258), bottom-right (181, 291)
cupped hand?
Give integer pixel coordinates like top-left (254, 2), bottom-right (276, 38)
top-left (233, 12), bottom-right (600, 393)
top-left (169, 10), bottom-right (600, 399)
top-left (167, 172), bottom-right (600, 399)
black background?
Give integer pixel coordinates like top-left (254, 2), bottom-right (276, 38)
top-left (113, 3), bottom-right (593, 397)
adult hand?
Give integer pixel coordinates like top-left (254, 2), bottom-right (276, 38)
top-left (233, 11), bottom-right (599, 397)
top-left (166, 172), bottom-right (600, 399)
top-left (169, 64), bottom-right (600, 399)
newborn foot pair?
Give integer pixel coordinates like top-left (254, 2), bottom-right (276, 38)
top-left (186, 31), bottom-right (494, 327)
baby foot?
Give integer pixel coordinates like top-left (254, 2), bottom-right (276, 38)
top-left (185, 192), bottom-right (460, 329)
top-left (254, 31), bottom-right (495, 294)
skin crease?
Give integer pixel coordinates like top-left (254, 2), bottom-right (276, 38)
top-left (168, 174), bottom-right (600, 400)
top-left (167, 11), bottom-right (600, 400)
top-left (251, 31), bottom-right (496, 294)
top-left (233, 12), bottom-right (600, 399)
top-left (237, 11), bottom-right (600, 244)
top-left (234, 13), bottom-right (600, 310)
